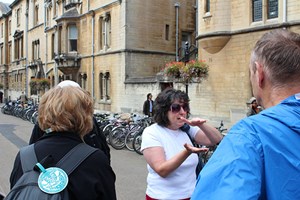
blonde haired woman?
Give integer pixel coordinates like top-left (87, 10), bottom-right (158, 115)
top-left (9, 86), bottom-right (116, 200)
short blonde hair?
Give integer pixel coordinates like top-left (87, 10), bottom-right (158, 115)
top-left (38, 86), bottom-right (94, 138)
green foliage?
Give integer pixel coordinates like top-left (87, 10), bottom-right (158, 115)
top-left (30, 78), bottom-right (50, 91)
top-left (162, 59), bottom-right (209, 83)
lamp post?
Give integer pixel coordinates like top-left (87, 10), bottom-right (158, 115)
top-left (184, 41), bottom-right (190, 94)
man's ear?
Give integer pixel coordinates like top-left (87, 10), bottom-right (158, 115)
top-left (255, 62), bottom-right (264, 88)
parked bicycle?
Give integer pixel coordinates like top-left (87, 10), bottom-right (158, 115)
top-left (201, 120), bottom-right (228, 164)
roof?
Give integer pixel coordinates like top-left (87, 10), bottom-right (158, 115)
top-left (0, 2), bottom-right (10, 16)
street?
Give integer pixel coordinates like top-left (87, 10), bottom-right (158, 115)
top-left (0, 105), bottom-right (147, 200)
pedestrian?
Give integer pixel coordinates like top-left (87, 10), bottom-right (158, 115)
top-left (0, 91), bottom-right (3, 103)
top-left (28, 80), bottom-right (111, 163)
top-left (143, 93), bottom-right (154, 117)
top-left (18, 92), bottom-right (27, 104)
top-left (141, 88), bottom-right (222, 200)
top-left (191, 29), bottom-right (300, 199)
top-left (246, 96), bottom-right (262, 116)
top-left (9, 84), bottom-right (117, 199)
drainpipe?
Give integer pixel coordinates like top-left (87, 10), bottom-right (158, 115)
top-left (25, 5), bottom-right (29, 96)
top-left (44, 2), bottom-right (48, 78)
top-left (283, 0), bottom-right (287, 23)
top-left (175, 3), bottom-right (180, 61)
top-left (90, 10), bottom-right (95, 99)
top-left (195, 0), bottom-right (198, 47)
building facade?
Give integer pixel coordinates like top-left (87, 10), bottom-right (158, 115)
top-left (0, 0), bottom-right (299, 126)
top-left (0, 0), bottom-right (197, 114)
top-left (194, 0), bottom-right (300, 125)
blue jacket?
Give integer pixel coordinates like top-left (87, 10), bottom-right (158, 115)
top-left (192, 94), bottom-right (300, 200)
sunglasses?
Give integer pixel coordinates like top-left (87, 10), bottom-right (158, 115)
top-left (170, 103), bottom-right (189, 113)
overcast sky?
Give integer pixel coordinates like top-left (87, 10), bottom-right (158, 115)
top-left (1, 0), bottom-right (14, 5)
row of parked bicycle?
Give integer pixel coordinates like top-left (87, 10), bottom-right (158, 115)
top-left (1, 100), bottom-right (152, 156)
top-left (1, 100), bottom-right (39, 124)
top-left (1, 100), bottom-right (228, 160)
top-left (94, 112), bottom-right (153, 155)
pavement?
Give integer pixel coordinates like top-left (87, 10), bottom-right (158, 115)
top-left (0, 105), bottom-right (148, 199)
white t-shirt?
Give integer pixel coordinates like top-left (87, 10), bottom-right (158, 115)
top-left (141, 123), bottom-right (199, 199)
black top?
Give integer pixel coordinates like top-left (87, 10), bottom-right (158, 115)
top-left (29, 117), bottom-right (111, 164)
top-left (10, 132), bottom-right (117, 200)
top-left (143, 99), bottom-right (154, 116)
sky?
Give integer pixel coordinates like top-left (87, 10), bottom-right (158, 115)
top-left (1, 0), bottom-right (14, 5)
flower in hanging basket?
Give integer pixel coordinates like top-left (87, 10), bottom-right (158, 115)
top-left (162, 59), bottom-right (209, 83)
top-left (163, 61), bottom-right (185, 79)
top-left (38, 78), bottom-right (50, 90)
top-left (29, 78), bottom-right (50, 91)
top-left (186, 60), bottom-right (209, 82)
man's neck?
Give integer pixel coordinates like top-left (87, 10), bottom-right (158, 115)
top-left (262, 86), bottom-right (300, 108)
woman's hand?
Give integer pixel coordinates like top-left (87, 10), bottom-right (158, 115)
top-left (180, 117), bottom-right (207, 127)
top-left (184, 143), bottom-right (209, 154)
top-left (181, 117), bottom-right (223, 146)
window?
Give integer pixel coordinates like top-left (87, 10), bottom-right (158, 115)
top-left (51, 34), bottom-right (55, 59)
top-left (46, 7), bottom-right (51, 27)
top-left (32, 40), bottom-right (40, 60)
top-left (252, 0), bottom-right (262, 22)
top-left (34, 4), bottom-right (39, 25)
top-left (53, 1), bottom-right (57, 17)
top-left (180, 32), bottom-right (191, 60)
top-left (14, 35), bottom-right (23, 60)
top-left (1, 23), bottom-right (3, 38)
top-left (58, 26), bottom-right (62, 54)
top-left (16, 8), bottom-right (21, 26)
top-left (165, 24), bottom-right (169, 40)
top-left (8, 42), bottom-right (11, 63)
top-left (205, 0), bottom-right (210, 13)
top-left (0, 45), bottom-right (3, 64)
top-left (99, 72), bottom-right (110, 101)
top-left (268, 0), bottom-right (278, 19)
top-left (99, 13), bottom-right (111, 50)
top-left (8, 20), bottom-right (11, 35)
top-left (107, 15), bottom-right (111, 48)
top-left (68, 25), bottom-right (77, 52)
top-left (99, 17), bottom-right (103, 50)
top-left (252, 0), bottom-right (278, 22)
top-left (79, 73), bottom-right (87, 90)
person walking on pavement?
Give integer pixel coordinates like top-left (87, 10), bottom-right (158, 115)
top-left (0, 91), bottom-right (3, 103)
top-left (191, 29), bottom-right (300, 199)
top-left (143, 93), bottom-right (154, 117)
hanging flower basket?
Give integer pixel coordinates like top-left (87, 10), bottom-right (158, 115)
top-left (30, 78), bottom-right (50, 91)
top-left (163, 61), bottom-right (185, 79)
top-left (162, 59), bottom-right (209, 83)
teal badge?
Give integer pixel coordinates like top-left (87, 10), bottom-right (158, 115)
top-left (36, 163), bottom-right (68, 194)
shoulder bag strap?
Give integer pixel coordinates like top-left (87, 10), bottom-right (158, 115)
top-left (56, 143), bottom-right (97, 175)
top-left (20, 144), bottom-right (38, 173)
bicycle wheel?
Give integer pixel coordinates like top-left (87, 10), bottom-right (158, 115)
top-left (133, 128), bottom-right (144, 155)
top-left (109, 127), bottom-right (126, 150)
top-left (102, 124), bottom-right (114, 144)
top-left (125, 131), bottom-right (137, 151)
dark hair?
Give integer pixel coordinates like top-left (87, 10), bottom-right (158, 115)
top-left (147, 93), bottom-right (152, 99)
top-left (251, 29), bottom-right (300, 86)
top-left (153, 88), bottom-right (190, 127)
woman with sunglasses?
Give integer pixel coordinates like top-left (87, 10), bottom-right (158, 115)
top-left (141, 88), bottom-right (222, 200)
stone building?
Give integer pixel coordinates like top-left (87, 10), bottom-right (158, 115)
top-left (0, 0), bottom-right (197, 113)
top-left (1, 0), bottom-right (299, 126)
top-left (194, 0), bottom-right (300, 125)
